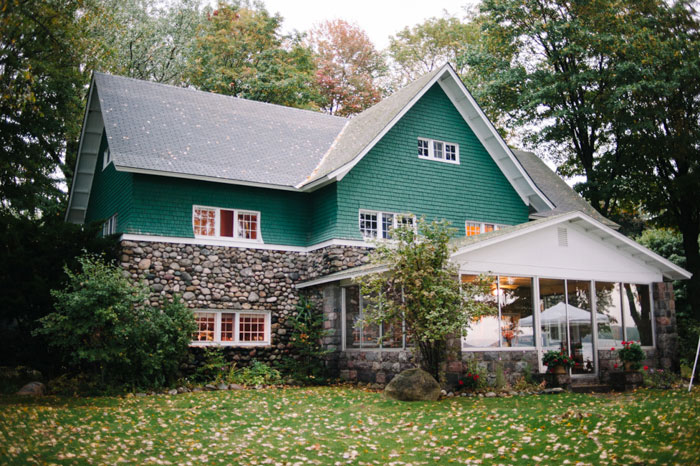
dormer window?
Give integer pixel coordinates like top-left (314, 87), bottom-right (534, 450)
top-left (417, 138), bottom-right (459, 164)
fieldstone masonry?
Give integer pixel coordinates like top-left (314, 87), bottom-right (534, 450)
top-left (119, 240), bottom-right (369, 371)
top-left (119, 240), bottom-right (679, 385)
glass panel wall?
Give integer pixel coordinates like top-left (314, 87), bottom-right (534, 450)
top-left (462, 275), bottom-right (500, 348)
top-left (538, 279), bottom-right (567, 353)
top-left (462, 275), bottom-right (534, 348)
top-left (499, 276), bottom-right (534, 347)
top-left (343, 286), bottom-right (406, 349)
top-left (345, 286), bottom-right (361, 349)
top-left (567, 280), bottom-right (594, 374)
top-left (595, 282), bottom-right (624, 348)
top-left (622, 284), bottom-right (653, 346)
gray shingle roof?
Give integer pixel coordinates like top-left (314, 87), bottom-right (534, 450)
top-left (304, 67), bottom-right (443, 184)
top-left (95, 73), bottom-right (347, 187)
top-left (511, 149), bottom-right (618, 228)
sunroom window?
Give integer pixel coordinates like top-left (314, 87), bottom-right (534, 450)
top-left (192, 205), bottom-right (261, 242)
top-left (192, 310), bottom-right (270, 346)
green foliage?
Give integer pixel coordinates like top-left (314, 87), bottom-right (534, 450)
top-left (307, 19), bottom-right (385, 115)
top-left (227, 360), bottom-right (282, 386)
top-left (86, 0), bottom-right (205, 85)
top-left (0, 212), bottom-right (117, 373)
top-left (34, 254), bottom-right (196, 389)
top-left (0, 0), bottom-right (92, 213)
top-left (616, 341), bottom-right (646, 370)
top-left (358, 218), bottom-right (494, 379)
top-left (192, 347), bottom-right (228, 383)
top-left (542, 350), bottom-right (576, 369)
top-left (642, 367), bottom-right (680, 390)
top-left (279, 297), bottom-right (330, 384)
top-left (388, 13), bottom-right (480, 88)
top-left (188, 1), bottom-right (319, 108)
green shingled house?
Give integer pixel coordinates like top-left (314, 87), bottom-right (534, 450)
top-left (66, 64), bottom-right (690, 385)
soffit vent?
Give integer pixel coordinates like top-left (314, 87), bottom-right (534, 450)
top-left (558, 227), bottom-right (568, 247)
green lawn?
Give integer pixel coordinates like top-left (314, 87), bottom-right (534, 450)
top-left (0, 386), bottom-right (698, 465)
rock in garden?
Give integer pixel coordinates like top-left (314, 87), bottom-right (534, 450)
top-left (216, 383), bottom-right (228, 390)
top-left (168, 389), bottom-right (178, 395)
top-left (204, 384), bottom-right (217, 391)
top-left (543, 387), bottom-right (565, 394)
top-left (229, 384), bottom-right (244, 390)
top-left (16, 382), bottom-right (45, 396)
top-left (384, 368), bottom-right (441, 402)
top-left (484, 392), bottom-right (497, 398)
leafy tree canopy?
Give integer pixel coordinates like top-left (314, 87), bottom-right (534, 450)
top-left (188, 0), bottom-right (319, 108)
top-left (307, 19), bottom-right (386, 116)
top-left (357, 219), bottom-right (493, 379)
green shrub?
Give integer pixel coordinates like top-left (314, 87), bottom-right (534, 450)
top-left (278, 297), bottom-right (330, 384)
top-left (227, 360), bottom-right (282, 386)
top-left (34, 253), bottom-right (196, 390)
top-left (617, 341), bottom-right (646, 370)
top-left (642, 367), bottom-right (681, 389)
top-left (193, 347), bottom-right (228, 383)
top-left (457, 359), bottom-right (485, 391)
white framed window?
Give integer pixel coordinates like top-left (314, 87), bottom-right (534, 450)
top-left (465, 220), bottom-right (504, 237)
top-left (102, 214), bottom-right (117, 236)
top-left (102, 147), bottom-right (112, 170)
top-left (342, 286), bottom-right (409, 350)
top-left (359, 210), bottom-right (416, 239)
top-left (192, 205), bottom-right (262, 242)
top-left (418, 138), bottom-right (459, 164)
top-left (192, 310), bottom-right (271, 346)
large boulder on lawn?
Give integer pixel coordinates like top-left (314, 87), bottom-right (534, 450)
top-left (384, 368), bottom-right (441, 401)
top-left (17, 381), bottom-right (45, 396)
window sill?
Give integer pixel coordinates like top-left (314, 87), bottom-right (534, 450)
top-left (418, 155), bottom-right (460, 165)
top-left (193, 235), bottom-right (264, 245)
top-left (461, 346), bottom-right (537, 352)
top-left (190, 341), bottom-right (271, 348)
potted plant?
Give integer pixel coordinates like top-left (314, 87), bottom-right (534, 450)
top-left (542, 350), bottom-right (575, 374)
top-left (616, 341), bottom-right (645, 371)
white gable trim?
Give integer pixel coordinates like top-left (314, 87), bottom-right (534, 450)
top-left (451, 211), bottom-right (692, 281)
top-left (66, 76), bottom-right (103, 224)
top-left (304, 64), bottom-right (554, 211)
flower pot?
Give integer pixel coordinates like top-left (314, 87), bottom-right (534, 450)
top-left (624, 361), bottom-right (634, 372)
top-left (552, 365), bottom-right (566, 375)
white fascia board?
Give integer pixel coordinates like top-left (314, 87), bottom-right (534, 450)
top-left (120, 234), bottom-right (373, 253)
top-left (451, 211), bottom-right (692, 280)
top-left (113, 165), bottom-right (300, 192)
top-left (65, 76), bottom-right (100, 223)
top-left (437, 67), bottom-right (554, 212)
top-left (295, 264), bottom-right (388, 289)
top-left (314, 66), bottom-right (451, 185)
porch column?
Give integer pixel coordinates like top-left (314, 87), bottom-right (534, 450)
top-left (654, 282), bottom-right (677, 370)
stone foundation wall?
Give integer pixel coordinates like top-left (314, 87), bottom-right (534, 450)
top-left (118, 240), bottom-right (369, 371)
top-left (338, 350), bottom-right (416, 385)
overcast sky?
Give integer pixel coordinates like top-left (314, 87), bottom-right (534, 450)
top-left (260, 0), bottom-right (480, 49)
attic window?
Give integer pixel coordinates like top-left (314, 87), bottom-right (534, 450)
top-left (359, 210), bottom-right (416, 239)
top-left (418, 138), bottom-right (459, 164)
top-left (465, 221), bottom-right (504, 237)
top-left (102, 147), bottom-right (111, 170)
top-left (193, 205), bottom-right (261, 242)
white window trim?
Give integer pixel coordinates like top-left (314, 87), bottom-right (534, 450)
top-left (417, 137), bottom-right (460, 165)
top-left (102, 147), bottom-right (111, 170)
top-left (341, 287), bottom-right (409, 351)
top-left (102, 214), bottom-right (117, 236)
top-left (192, 205), bottom-right (263, 243)
top-left (358, 209), bottom-right (417, 240)
top-left (190, 310), bottom-right (271, 347)
top-left (465, 220), bottom-right (505, 236)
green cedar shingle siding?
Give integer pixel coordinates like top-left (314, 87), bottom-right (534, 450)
top-left (86, 83), bottom-right (528, 246)
top-left (84, 132), bottom-right (134, 233)
top-left (129, 174), bottom-right (311, 246)
top-left (333, 84), bottom-right (529, 240)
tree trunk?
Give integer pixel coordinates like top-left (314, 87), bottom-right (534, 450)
top-left (418, 340), bottom-right (445, 381)
top-left (679, 218), bottom-right (700, 321)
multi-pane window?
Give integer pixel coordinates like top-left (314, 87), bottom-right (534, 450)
top-left (192, 311), bottom-right (270, 346)
top-left (417, 138), bottom-right (459, 164)
top-left (194, 312), bottom-right (216, 342)
top-left (344, 286), bottom-right (408, 350)
top-left (418, 139), bottom-right (429, 157)
top-left (193, 206), bottom-right (261, 242)
top-left (359, 210), bottom-right (416, 239)
top-left (465, 221), bottom-right (504, 236)
top-left (359, 211), bottom-right (378, 238)
top-left (102, 214), bottom-right (117, 236)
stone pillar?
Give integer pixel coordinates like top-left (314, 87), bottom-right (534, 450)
top-left (321, 283), bottom-right (343, 377)
top-left (654, 282), bottom-right (677, 370)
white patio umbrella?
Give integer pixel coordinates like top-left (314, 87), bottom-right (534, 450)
top-left (519, 302), bottom-right (610, 327)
